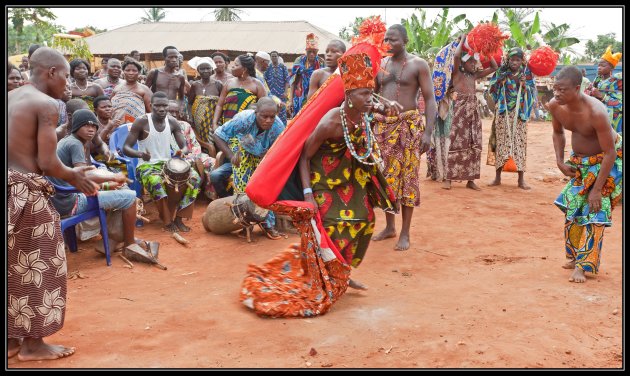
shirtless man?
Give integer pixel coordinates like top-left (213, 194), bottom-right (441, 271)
top-left (8, 47), bottom-right (98, 361)
top-left (547, 66), bottom-right (622, 284)
top-left (307, 39), bottom-right (346, 100)
top-left (146, 46), bottom-right (186, 114)
top-left (372, 24), bottom-right (437, 251)
top-left (94, 58), bottom-right (123, 98)
top-left (441, 34), bottom-right (498, 190)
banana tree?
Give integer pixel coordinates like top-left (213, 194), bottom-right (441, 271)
top-left (501, 9), bottom-right (579, 54)
top-left (402, 8), bottom-right (471, 62)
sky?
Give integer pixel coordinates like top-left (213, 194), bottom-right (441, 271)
top-left (42, 6), bottom-right (623, 56)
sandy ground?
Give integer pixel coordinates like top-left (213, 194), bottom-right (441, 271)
top-left (8, 119), bottom-right (622, 369)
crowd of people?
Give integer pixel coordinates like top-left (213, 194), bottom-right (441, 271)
top-left (7, 26), bottom-right (622, 361)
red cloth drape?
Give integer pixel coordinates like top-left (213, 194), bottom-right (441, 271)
top-left (245, 42), bottom-right (383, 263)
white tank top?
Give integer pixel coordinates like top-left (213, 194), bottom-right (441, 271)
top-left (137, 114), bottom-right (172, 166)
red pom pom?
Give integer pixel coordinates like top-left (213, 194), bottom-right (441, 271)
top-left (467, 22), bottom-right (509, 56)
top-left (528, 46), bottom-right (559, 76)
top-left (351, 16), bottom-right (391, 57)
top-left (479, 47), bottom-right (504, 69)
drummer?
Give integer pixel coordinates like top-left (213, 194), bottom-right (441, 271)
top-left (123, 91), bottom-right (202, 233)
top-left (212, 97), bottom-right (285, 239)
top-left (49, 109), bottom-right (148, 250)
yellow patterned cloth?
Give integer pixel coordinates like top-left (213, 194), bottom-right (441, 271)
top-left (191, 95), bottom-right (219, 144)
top-left (374, 109), bottom-right (424, 207)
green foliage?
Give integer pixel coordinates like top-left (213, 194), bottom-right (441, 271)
top-left (401, 8), bottom-right (471, 61)
top-left (141, 8), bottom-right (166, 23)
top-left (51, 35), bottom-right (93, 61)
top-left (213, 8), bottom-right (244, 22)
top-left (72, 25), bottom-right (108, 35)
top-left (585, 33), bottom-right (623, 63)
top-left (338, 16), bottom-right (369, 41)
top-left (8, 7), bottom-right (59, 54)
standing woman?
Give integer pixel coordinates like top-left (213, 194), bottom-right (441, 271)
top-left (211, 52), bottom-right (234, 85)
top-left (110, 59), bottom-right (152, 124)
top-left (212, 54), bottom-right (266, 131)
top-left (187, 56), bottom-right (223, 156)
top-left (7, 63), bottom-right (23, 92)
top-left (70, 58), bottom-right (104, 111)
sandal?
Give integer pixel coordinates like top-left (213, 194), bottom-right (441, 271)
top-left (258, 224), bottom-right (284, 240)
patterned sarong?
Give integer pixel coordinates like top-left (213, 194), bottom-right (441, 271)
top-left (486, 109), bottom-right (527, 171)
top-left (221, 88), bottom-right (257, 124)
top-left (191, 95), bottom-right (219, 144)
top-left (374, 109), bottom-right (424, 207)
top-left (8, 169), bottom-right (67, 338)
top-left (135, 161), bottom-right (201, 212)
top-left (111, 91), bottom-right (146, 124)
top-left (240, 203), bottom-right (351, 318)
top-left (443, 93), bottom-right (482, 180)
top-left (311, 126), bottom-right (395, 267)
top-left (555, 135), bottom-right (623, 227)
top-left (229, 138), bottom-right (261, 194)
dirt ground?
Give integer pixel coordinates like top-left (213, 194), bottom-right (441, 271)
top-left (8, 118), bottom-right (622, 369)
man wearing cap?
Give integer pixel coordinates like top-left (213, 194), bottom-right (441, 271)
top-left (289, 33), bottom-right (325, 117)
top-left (254, 51), bottom-right (272, 94)
top-left (487, 46), bottom-right (536, 190)
top-left (49, 108), bottom-right (144, 252)
top-left (585, 46), bottom-right (623, 134)
top-left (187, 56), bottom-right (223, 156)
top-left (299, 52), bottom-right (396, 290)
top-left (437, 34), bottom-right (498, 191)
top-left (372, 24), bottom-right (437, 252)
top-left (264, 51), bottom-right (290, 124)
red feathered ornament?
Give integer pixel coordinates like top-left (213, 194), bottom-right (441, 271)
top-left (528, 45), bottom-right (559, 77)
top-left (467, 22), bottom-right (509, 56)
top-left (351, 15), bottom-right (391, 57)
top-left (479, 47), bottom-right (504, 69)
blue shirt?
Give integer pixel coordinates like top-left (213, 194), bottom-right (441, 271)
top-left (215, 110), bottom-right (284, 157)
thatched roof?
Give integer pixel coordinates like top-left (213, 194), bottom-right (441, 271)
top-left (83, 20), bottom-right (347, 56)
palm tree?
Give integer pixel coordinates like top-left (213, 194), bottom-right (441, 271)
top-left (213, 8), bottom-right (244, 22)
top-left (141, 8), bottom-right (166, 23)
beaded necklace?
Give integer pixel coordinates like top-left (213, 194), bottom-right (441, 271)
top-left (73, 80), bottom-right (89, 92)
top-left (339, 104), bottom-right (378, 166)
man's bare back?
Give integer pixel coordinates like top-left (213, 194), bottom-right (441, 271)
top-left (8, 85), bottom-right (62, 174)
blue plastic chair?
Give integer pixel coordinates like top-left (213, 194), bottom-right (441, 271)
top-left (50, 181), bottom-right (112, 266)
top-left (108, 124), bottom-right (142, 198)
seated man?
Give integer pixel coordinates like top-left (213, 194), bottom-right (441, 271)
top-left (211, 97), bottom-right (285, 239)
top-left (123, 91), bottom-right (201, 233)
top-left (167, 100), bottom-right (218, 200)
top-left (49, 109), bottom-right (145, 251)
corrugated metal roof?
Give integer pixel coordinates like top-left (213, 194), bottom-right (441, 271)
top-left (83, 20), bottom-right (347, 55)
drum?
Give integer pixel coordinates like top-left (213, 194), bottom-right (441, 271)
top-left (161, 158), bottom-right (192, 193)
top-left (230, 193), bottom-right (269, 227)
top-left (202, 195), bottom-right (242, 234)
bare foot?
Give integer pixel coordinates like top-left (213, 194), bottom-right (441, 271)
top-left (8, 338), bottom-right (22, 358)
top-left (568, 267), bottom-right (587, 283)
top-left (394, 234), bottom-right (410, 251)
top-left (562, 259), bottom-right (576, 269)
top-left (349, 279), bottom-right (368, 290)
top-left (163, 223), bottom-right (178, 233)
top-left (466, 181), bottom-right (481, 191)
top-left (17, 338), bottom-right (75, 361)
top-left (442, 180), bottom-right (452, 190)
top-left (518, 181), bottom-right (531, 190)
top-left (372, 228), bottom-right (397, 241)
top-left (174, 217), bottom-right (191, 232)
top-left (488, 178), bottom-right (501, 187)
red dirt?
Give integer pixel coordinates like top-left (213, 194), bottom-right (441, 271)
top-left (8, 119), bottom-right (622, 369)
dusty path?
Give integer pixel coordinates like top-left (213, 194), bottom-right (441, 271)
top-left (8, 119), bottom-right (622, 368)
